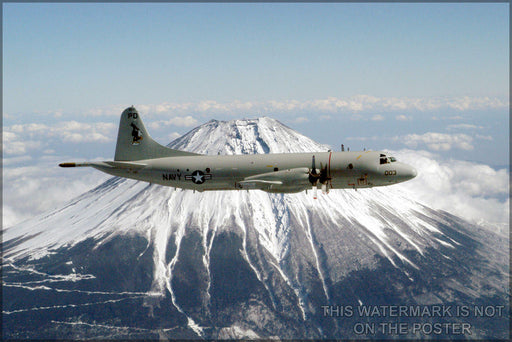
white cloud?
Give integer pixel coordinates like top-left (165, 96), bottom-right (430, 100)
top-left (148, 116), bottom-right (199, 130)
top-left (446, 123), bottom-right (483, 130)
top-left (166, 116), bottom-right (198, 127)
top-left (168, 132), bottom-right (182, 142)
top-left (80, 95), bottom-right (508, 119)
top-left (431, 115), bottom-right (464, 121)
top-left (2, 206), bottom-right (26, 229)
top-left (61, 131), bottom-right (111, 143)
top-left (346, 136), bottom-right (379, 141)
top-left (293, 117), bottom-right (309, 123)
top-left (445, 96), bottom-right (507, 111)
top-left (401, 132), bottom-right (474, 151)
top-left (395, 115), bottom-right (411, 121)
top-left (3, 121), bottom-right (116, 155)
top-left (3, 155), bottom-right (33, 166)
top-left (2, 162), bottom-right (111, 228)
top-left (475, 134), bottom-right (493, 141)
top-left (87, 104), bottom-right (127, 117)
top-left (3, 131), bottom-right (16, 144)
top-left (9, 123), bottom-right (48, 133)
top-left (371, 114), bottom-right (384, 121)
top-left (393, 149), bottom-right (509, 234)
top-left (3, 131), bottom-right (41, 155)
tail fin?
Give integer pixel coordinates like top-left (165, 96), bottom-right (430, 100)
top-left (114, 106), bottom-right (199, 161)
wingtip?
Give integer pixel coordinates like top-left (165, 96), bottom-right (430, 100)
top-left (59, 162), bottom-right (76, 167)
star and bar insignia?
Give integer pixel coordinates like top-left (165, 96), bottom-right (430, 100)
top-left (185, 170), bottom-right (212, 184)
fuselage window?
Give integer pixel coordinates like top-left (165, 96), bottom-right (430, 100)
top-left (389, 157), bottom-right (397, 162)
top-left (380, 157), bottom-right (388, 165)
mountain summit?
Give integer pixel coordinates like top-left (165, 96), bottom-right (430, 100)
top-left (169, 117), bottom-right (330, 155)
top-left (3, 117), bottom-right (508, 339)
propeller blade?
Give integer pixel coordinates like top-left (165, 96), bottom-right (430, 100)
top-left (313, 185), bottom-right (317, 199)
top-left (321, 182), bottom-right (327, 194)
top-left (309, 155), bottom-right (320, 185)
top-left (318, 162), bottom-right (330, 184)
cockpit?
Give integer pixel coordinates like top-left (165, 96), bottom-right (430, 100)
top-left (380, 154), bottom-right (397, 165)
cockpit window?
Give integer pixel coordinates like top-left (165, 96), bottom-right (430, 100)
top-left (380, 154), bottom-right (388, 165)
top-left (380, 154), bottom-right (397, 164)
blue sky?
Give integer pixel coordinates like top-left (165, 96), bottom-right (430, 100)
top-left (4, 3), bottom-right (508, 113)
top-left (3, 3), bottom-right (509, 228)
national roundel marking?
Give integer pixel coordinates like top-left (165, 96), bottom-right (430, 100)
top-left (191, 170), bottom-right (205, 184)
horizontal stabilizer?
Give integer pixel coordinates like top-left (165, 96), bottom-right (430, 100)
top-left (59, 161), bottom-right (147, 170)
top-left (103, 161), bottom-right (147, 169)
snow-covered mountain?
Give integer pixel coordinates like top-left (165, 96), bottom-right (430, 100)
top-left (3, 117), bottom-right (509, 339)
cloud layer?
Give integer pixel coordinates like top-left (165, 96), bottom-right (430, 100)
top-left (3, 161), bottom-right (111, 228)
top-left (84, 95), bottom-right (508, 117)
top-left (401, 132), bottom-right (475, 151)
top-left (147, 116), bottom-right (198, 130)
top-left (4, 122), bottom-right (116, 156)
top-left (394, 150), bottom-right (509, 234)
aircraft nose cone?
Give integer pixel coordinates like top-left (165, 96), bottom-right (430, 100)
top-left (410, 167), bottom-right (417, 179)
top-left (396, 163), bottom-right (417, 182)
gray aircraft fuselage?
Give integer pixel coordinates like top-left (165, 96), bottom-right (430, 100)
top-left (88, 151), bottom-right (416, 193)
top-left (60, 107), bottom-right (417, 194)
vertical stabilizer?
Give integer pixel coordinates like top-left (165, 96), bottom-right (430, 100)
top-left (114, 106), bottom-right (198, 161)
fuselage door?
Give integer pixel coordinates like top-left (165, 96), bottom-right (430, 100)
top-left (357, 174), bottom-right (368, 186)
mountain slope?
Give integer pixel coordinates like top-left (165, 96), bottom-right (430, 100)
top-left (3, 117), bottom-right (509, 339)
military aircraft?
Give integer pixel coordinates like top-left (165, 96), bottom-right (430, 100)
top-left (60, 106), bottom-right (417, 198)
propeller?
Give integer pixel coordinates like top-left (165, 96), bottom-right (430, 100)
top-left (308, 155), bottom-right (332, 198)
top-left (308, 155), bottom-right (319, 199)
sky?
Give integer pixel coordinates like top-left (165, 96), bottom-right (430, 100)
top-left (2, 3), bottom-right (509, 230)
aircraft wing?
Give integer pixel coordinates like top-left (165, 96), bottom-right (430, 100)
top-left (238, 167), bottom-right (309, 192)
top-left (238, 179), bottom-right (283, 189)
